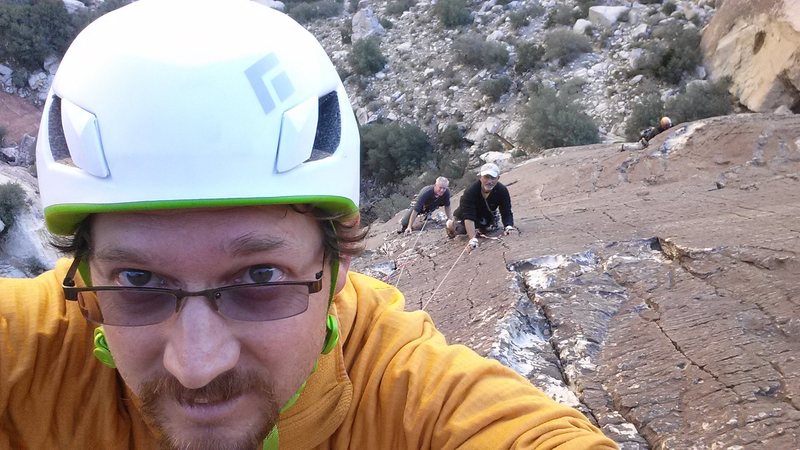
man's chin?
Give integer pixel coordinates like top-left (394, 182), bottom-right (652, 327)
top-left (154, 395), bottom-right (276, 450)
top-left (137, 370), bottom-right (279, 450)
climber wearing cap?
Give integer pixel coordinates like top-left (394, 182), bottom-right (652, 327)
top-left (447, 162), bottom-right (516, 249)
top-left (0, 1), bottom-right (617, 449)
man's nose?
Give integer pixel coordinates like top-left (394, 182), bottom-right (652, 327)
top-left (163, 297), bottom-right (240, 389)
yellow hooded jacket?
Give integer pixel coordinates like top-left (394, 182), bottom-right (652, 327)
top-left (0, 259), bottom-right (618, 449)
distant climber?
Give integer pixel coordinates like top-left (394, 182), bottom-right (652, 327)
top-left (621, 116), bottom-right (673, 151)
top-left (399, 176), bottom-right (453, 234)
top-left (446, 163), bottom-right (516, 250)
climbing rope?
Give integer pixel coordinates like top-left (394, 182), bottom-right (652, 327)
top-left (421, 242), bottom-right (470, 311)
top-left (393, 215), bottom-right (429, 288)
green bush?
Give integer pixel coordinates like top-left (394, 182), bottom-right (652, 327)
top-left (624, 94), bottom-right (665, 141)
top-left (287, 0), bottom-right (341, 23)
top-left (435, 0), bottom-right (472, 28)
top-left (379, 17), bottom-right (393, 30)
top-left (339, 20), bottom-right (352, 44)
top-left (360, 122), bottom-right (433, 185)
top-left (480, 76), bottom-right (512, 101)
top-left (372, 193), bottom-right (412, 222)
top-left (518, 87), bottom-right (599, 150)
top-left (349, 38), bottom-right (387, 75)
top-left (508, 4), bottom-right (545, 29)
top-left (560, 76), bottom-right (586, 99)
top-left (485, 136), bottom-right (505, 153)
top-left (453, 34), bottom-right (509, 69)
top-left (439, 123), bottom-right (463, 150)
top-left (544, 4), bottom-right (576, 28)
top-left (666, 78), bottom-right (733, 124)
top-left (662, 1), bottom-right (677, 15)
top-left (386, 0), bottom-right (415, 15)
top-left (575, 0), bottom-right (597, 17)
top-left (635, 22), bottom-right (701, 84)
top-left (514, 41), bottom-right (545, 74)
top-left (0, 182), bottom-right (26, 233)
top-left (543, 28), bottom-right (592, 65)
top-left (0, 0), bottom-right (75, 70)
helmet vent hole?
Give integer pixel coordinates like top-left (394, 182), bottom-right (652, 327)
top-left (307, 91), bottom-right (340, 161)
top-left (47, 96), bottom-right (74, 164)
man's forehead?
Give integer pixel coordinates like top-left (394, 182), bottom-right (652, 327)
top-left (89, 205), bottom-right (318, 249)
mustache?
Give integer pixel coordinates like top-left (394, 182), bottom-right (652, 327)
top-left (139, 369), bottom-right (275, 408)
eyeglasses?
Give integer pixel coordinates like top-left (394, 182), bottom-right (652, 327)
top-left (62, 254), bottom-right (324, 327)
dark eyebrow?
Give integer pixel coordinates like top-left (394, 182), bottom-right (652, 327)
top-left (92, 248), bottom-right (152, 266)
top-left (92, 234), bottom-right (286, 264)
top-left (227, 233), bottom-right (286, 257)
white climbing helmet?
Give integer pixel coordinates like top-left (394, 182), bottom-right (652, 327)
top-left (36, 0), bottom-right (360, 235)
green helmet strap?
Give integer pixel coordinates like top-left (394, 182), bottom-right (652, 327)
top-left (93, 326), bottom-right (116, 368)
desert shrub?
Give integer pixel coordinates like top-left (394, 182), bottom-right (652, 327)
top-left (508, 10), bottom-right (529, 29)
top-left (514, 41), bottom-right (545, 74)
top-left (436, 147), bottom-right (468, 179)
top-left (435, 0), bottom-right (472, 28)
top-left (439, 123), bottom-right (463, 150)
top-left (560, 76), bottom-right (586, 98)
top-left (0, 182), bottom-right (26, 233)
top-left (386, 0), bottom-right (415, 15)
top-left (544, 4), bottom-right (576, 28)
top-left (480, 76), bottom-right (512, 101)
top-left (349, 38), bottom-right (387, 75)
top-left (508, 4), bottom-right (545, 29)
top-left (635, 22), bottom-right (701, 84)
top-left (372, 193), bottom-right (412, 222)
top-left (575, 0), bottom-right (597, 17)
top-left (624, 93), bottom-right (665, 141)
top-left (360, 122), bottom-right (433, 185)
top-left (287, 0), bottom-right (341, 23)
top-left (666, 78), bottom-right (733, 124)
top-left (0, 126), bottom-right (6, 146)
top-left (485, 136), bottom-right (505, 153)
top-left (518, 87), bottom-right (599, 150)
top-left (0, 0), bottom-right (77, 70)
top-left (339, 20), bottom-right (352, 44)
top-left (543, 28), bottom-right (592, 65)
top-left (662, 1), bottom-right (677, 15)
top-left (453, 34), bottom-right (509, 69)
top-left (379, 17), bottom-right (393, 30)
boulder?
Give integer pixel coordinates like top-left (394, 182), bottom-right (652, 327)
top-left (27, 72), bottom-right (48, 91)
top-left (479, 150), bottom-right (512, 171)
top-left (0, 168), bottom-right (58, 277)
top-left (573, 19), bottom-right (592, 35)
top-left (587, 6), bottom-right (630, 28)
top-left (62, 0), bottom-right (87, 14)
top-left (43, 56), bottom-right (60, 76)
top-left (702, 0), bottom-right (800, 112)
top-left (0, 64), bottom-right (12, 83)
top-left (251, 0), bottom-right (286, 11)
top-left (352, 8), bottom-right (385, 42)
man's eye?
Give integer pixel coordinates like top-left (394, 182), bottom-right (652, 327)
top-left (248, 265), bottom-right (284, 284)
top-left (119, 269), bottom-right (154, 287)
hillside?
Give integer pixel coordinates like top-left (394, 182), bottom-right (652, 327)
top-left (353, 112), bottom-right (800, 448)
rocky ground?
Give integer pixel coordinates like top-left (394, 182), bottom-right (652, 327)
top-left (353, 113), bottom-right (800, 448)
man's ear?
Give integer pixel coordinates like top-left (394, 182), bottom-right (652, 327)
top-left (335, 255), bottom-right (351, 293)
